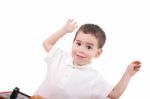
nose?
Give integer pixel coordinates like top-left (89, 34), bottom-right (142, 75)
top-left (77, 46), bottom-right (85, 53)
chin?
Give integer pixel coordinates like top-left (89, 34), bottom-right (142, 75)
top-left (73, 60), bottom-right (82, 65)
top-left (75, 61), bottom-right (89, 66)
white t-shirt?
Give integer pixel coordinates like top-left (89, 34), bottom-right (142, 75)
top-left (34, 46), bottom-right (113, 99)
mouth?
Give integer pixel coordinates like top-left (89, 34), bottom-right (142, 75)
top-left (76, 54), bottom-right (85, 58)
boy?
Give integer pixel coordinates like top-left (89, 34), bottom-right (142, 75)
top-left (33, 19), bottom-right (141, 99)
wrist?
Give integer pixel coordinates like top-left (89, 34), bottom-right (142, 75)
top-left (60, 28), bottom-right (69, 33)
top-left (124, 70), bottom-right (132, 79)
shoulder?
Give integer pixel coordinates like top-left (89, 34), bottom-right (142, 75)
top-left (45, 46), bottom-right (70, 63)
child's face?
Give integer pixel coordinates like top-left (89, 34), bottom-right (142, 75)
top-left (72, 32), bottom-right (102, 66)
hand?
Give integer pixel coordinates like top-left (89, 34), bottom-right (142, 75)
top-left (126, 60), bottom-right (141, 76)
top-left (62, 19), bottom-right (78, 33)
top-left (30, 95), bottom-right (45, 99)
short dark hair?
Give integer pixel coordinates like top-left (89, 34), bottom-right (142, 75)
top-left (73, 23), bottom-right (106, 48)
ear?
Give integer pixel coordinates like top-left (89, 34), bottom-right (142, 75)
top-left (94, 48), bottom-right (102, 58)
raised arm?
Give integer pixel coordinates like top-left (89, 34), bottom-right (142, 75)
top-left (108, 60), bottom-right (141, 99)
top-left (43, 19), bottom-right (78, 52)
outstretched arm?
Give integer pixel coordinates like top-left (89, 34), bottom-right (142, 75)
top-left (108, 60), bottom-right (141, 99)
top-left (43, 19), bottom-right (78, 52)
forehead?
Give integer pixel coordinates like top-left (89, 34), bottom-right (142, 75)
top-left (75, 32), bottom-right (98, 45)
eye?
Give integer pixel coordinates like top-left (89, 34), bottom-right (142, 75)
top-left (76, 42), bottom-right (81, 46)
top-left (87, 46), bottom-right (92, 49)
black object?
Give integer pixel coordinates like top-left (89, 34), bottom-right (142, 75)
top-left (10, 87), bottom-right (30, 99)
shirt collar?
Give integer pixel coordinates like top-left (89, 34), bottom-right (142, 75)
top-left (65, 57), bottom-right (92, 69)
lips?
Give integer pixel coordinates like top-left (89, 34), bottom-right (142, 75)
top-left (76, 53), bottom-right (86, 59)
top-left (76, 55), bottom-right (84, 58)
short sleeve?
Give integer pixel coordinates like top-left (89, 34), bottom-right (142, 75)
top-left (92, 74), bottom-right (113, 99)
top-left (44, 46), bottom-right (70, 73)
top-left (44, 46), bottom-right (67, 64)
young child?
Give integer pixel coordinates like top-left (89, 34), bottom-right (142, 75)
top-left (33, 19), bottom-right (141, 99)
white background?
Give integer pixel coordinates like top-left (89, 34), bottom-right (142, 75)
top-left (0, 0), bottom-right (149, 98)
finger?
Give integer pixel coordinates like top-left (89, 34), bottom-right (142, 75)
top-left (132, 60), bottom-right (141, 65)
top-left (134, 67), bottom-right (140, 71)
top-left (68, 19), bottom-right (73, 23)
top-left (72, 21), bottom-right (77, 26)
top-left (137, 64), bottom-right (141, 67)
top-left (72, 22), bottom-right (78, 29)
top-left (134, 65), bottom-right (141, 70)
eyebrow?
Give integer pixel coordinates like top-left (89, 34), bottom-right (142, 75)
top-left (86, 42), bottom-right (94, 46)
top-left (75, 40), bottom-right (94, 46)
top-left (75, 40), bottom-right (81, 42)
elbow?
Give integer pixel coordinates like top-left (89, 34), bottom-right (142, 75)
top-left (42, 40), bottom-right (49, 52)
top-left (42, 40), bottom-right (53, 52)
top-left (109, 96), bottom-right (119, 99)
top-left (42, 40), bottom-right (47, 48)
top-left (108, 95), bottom-right (119, 99)
top-left (108, 90), bottom-right (120, 99)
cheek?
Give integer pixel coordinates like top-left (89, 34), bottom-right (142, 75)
top-left (71, 46), bottom-right (76, 55)
top-left (72, 44), bottom-right (79, 52)
top-left (88, 53), bottom-right (95, 58)
top-left (87, 51), bottom-right (97, 58)
top-left (83, 51), bottom-right (93, 59)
